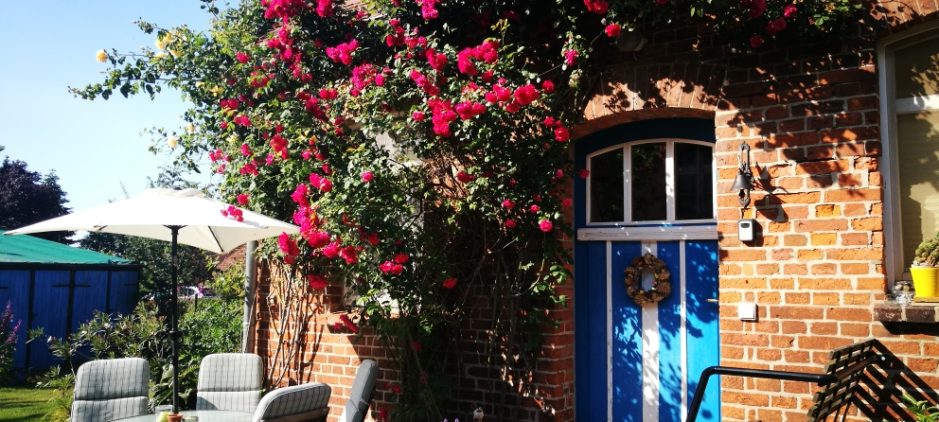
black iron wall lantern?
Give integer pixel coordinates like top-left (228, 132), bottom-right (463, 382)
top-left (730, 141), bottom-right (754, 214)
top-left (730, 141), bottom-right (756, 243)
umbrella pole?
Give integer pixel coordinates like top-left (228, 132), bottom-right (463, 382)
top-left (168, 225), bottom-right (182, 414)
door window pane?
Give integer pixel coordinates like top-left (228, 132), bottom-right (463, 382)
top-left (675, 143), bottom-right (714, 220)
top-left (589, 149), bottom-right (624, 222)
top-left (631, 143), bottom-right (667, 221)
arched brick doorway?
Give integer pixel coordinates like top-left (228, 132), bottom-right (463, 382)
top-left (573, 116), bottom-right (721, 422)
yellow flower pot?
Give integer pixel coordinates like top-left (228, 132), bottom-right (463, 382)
top-left (911, 266), bottom-right (939, 298)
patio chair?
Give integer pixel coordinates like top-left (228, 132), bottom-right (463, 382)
top-left (71, 357), bottom-right (149, 422)
top-left (339, 359), bottom-right (379, 422)
top-left (196, 353), bottom-right (264, 413)
top-left (252, 382), bottom-right (332, 422)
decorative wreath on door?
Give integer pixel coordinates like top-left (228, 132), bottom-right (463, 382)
top-left (624, 253), bottom-right (672, 306)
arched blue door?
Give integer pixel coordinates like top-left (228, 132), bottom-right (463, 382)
top-left (574, 119), bottom-right (720, 422)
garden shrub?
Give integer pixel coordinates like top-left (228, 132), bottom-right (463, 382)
top-left (0, 301), bottom-right (21, 385)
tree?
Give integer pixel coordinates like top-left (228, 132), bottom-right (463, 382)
top-left (81, 232), bottom-right (215, 297)
top-left (0, 157), bottom-right (71, 243)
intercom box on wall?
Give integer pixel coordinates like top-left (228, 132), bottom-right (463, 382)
top-left (738, 219), bottom-right (757, 242)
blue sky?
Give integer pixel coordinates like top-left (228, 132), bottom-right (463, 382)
top-left (0, 2), bottom-right (216, 213)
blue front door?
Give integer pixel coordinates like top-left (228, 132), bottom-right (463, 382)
top-left (574, 119), bottom-right (721, 421)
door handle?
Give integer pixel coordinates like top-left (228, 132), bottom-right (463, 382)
top-left (706, 298), bottom-right (719, 303)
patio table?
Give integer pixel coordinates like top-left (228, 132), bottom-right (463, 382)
top-left (113, 410), bottom-right (253, 422)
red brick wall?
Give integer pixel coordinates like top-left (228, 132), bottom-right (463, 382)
top-left (250, 262), bottom-right (394, 421)
top-left (250, 262), bottom-right (576, 421)
top-left (712, 39), bottom-right (886, 422)
top-left (249, 2), bottom-right (939, 422)
top-left (572, 2), bottom-right (939, 421)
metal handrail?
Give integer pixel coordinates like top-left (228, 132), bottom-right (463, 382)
top-left (686, 366), bottom-right (835, 422)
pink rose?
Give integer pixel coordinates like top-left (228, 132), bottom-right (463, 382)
top-left (564, 49), bottom-right (578, 66)
top-left (541, 80), bottom-right (555, 93)
top-left (749, 34), bottom-right (764, 48)
top-left (766, 17), bottom-right (787, 35)
top-left (307, 274), bottom-right (328, 290)
top-left (456, 171), bottom-right (475, 183)
top-left (339, 246), bottom-right (358, 264)
top-left (604, 23), bottom-right (622, 38)
top-left (316, 0), bottom-right (333, 17)
top-left (379, 260), bottom-right (404, 275)
top-left (583, 0), bottom-right (608, 14)
top-left (416, 0), bottom-right (439, 20)
top-left (278, 233), bottom-right (299, 264)
top-left (442, 277), bottom-right (458, 289)
top-left (513, 84), bottom-right (540, 106)
top-left (457, 48), bottom-right (478, 76)
top-left (393, 252), bottom-right (410, 264)
top-left (361, 231), bottom-right (379, 246)
top-left (322, 242), bottom-right (341, 258)
top-left (538, 219), bottom-right (554, 233)
top-left (221, 205), bottom-right (244, 222)
top-left (425, 48), bottom-right (448, 71)
top-left (233, 115), bottom-right (251, 127)
top-left (305, 230), bottom-right (331, 249)
top-left (554, 125), bottom-right (571, 142)
top-left (291, 183), bottom-right (309, 207)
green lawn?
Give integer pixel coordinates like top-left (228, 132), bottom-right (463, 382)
top-left (0, 386), bottom-right (54, 421)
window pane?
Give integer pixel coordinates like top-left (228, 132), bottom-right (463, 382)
top-left (631, 143), bottom-right (666, 221)
top-left (589, 149), bottom-right (624, 222)
top-left (894, 36), bottom-right (939, 98)
top-left (675, 143), bottom-right (714, 220)
top-left (897, 109), bottom-right (939, 266)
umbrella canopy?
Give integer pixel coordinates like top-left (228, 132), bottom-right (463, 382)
top-left (6, 188), bottom-right (298, 413)
top-left (6, 188), bottom-right (298, 253)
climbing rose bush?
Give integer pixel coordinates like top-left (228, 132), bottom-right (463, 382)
top-left (76, 0), bottom-right (858, 418)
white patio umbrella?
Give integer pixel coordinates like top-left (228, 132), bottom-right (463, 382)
top-left (6, 188), bottom-right (298, 413)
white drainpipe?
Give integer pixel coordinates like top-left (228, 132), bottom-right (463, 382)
top-left (241, 240), bottom-right (257, 353)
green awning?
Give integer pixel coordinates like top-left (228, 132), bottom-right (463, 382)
top-left (0, 230), bottom-right (128, 264)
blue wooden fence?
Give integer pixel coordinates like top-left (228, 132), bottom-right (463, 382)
top-left (0, 265), bottom-right (140, 373)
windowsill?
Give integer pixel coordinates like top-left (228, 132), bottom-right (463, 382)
top-left (874, 301), bottom-right (939, 323)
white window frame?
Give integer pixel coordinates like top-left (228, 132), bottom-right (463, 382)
top-left (585, 138), bottom-right (717, 226)
top-left (878, 20), bottom-right (939, 282)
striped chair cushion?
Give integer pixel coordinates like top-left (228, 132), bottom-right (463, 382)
top-left (339, 359), bottom-right (378, 422)
top-left (71, 358), bottom-right (149, 422)
top-left (252, 383), bottom-right (331, 422)
top-left (196, 353), bottom-right (263, 413)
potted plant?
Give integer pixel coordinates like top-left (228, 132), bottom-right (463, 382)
top-left (911, 233), bottom-right (939, 299)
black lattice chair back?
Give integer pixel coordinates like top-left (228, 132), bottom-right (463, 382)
top-left (807, 339), bottom-right (939, 422)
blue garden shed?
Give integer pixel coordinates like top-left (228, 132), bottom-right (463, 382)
top-left (0, 230), bottom-right (140, 374)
